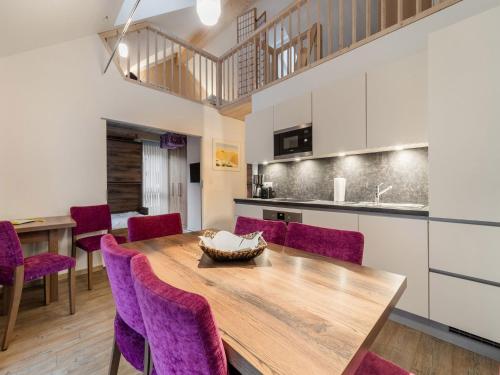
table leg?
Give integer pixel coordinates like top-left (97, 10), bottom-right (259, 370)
top-left (48, 229), bottom-right (59, 301)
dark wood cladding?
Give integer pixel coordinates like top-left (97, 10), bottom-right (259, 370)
top-left (107, 139), bottom-right (142, 183)
top-left (107, 138), bottom-right (143, 213)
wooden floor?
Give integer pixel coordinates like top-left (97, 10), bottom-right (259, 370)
top-left (0, 270), bottom-right (498, 375)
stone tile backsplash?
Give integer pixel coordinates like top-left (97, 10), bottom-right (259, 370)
top-left (258, 148), bottom-right (428, 204)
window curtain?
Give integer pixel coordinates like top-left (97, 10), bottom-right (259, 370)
top-left (143, 141), bottom-right (169, 215)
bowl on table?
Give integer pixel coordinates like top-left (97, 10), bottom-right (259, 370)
top-left (199, 230), bottom-right (267, 262)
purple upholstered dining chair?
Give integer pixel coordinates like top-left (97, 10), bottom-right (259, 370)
top-left (234, 216), bottom-right (287, 245)
top-left (70, 204), bottom-right (127, 290)
top-left (0, 221), bottom-right (76, 350)
top-left (131, 254), bottom-right (229, 375)
top-left (100, 234), bottom-right (155, 375)
top-left (128, 213), bottom-right (183, 242)
top-left (355, 351), bottom-right (413, 375)
top-left (284, 222), bottom-right (364, 265)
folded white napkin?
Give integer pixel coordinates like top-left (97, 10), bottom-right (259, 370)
top-left (199, 231), bottom-right (263, 252)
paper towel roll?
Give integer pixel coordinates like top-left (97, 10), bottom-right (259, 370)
top-left (334, 178), bottom-right (346, 202)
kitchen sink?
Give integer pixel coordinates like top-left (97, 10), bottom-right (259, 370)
top-left (353, 202), bottom-right (426, 209)
top-left (272, 198), bottom-right (316, 203)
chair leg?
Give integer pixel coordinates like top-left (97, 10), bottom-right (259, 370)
top-left (1, 286), bottom-right (12, 316)
top-left (144, 339), bottom-right (153, 375)
top-left (2, 266), bottom-right (24, 351)
top-left (87, 252), bottom-right (93, 291)
top-left (68, 267), bottom-right (76, 314)
top-left (43, 275), bottom-right (51, 305)
top-left (71, 237), bottom-right (77, 258)
top-left (108, 336), bottom-right (121, 375)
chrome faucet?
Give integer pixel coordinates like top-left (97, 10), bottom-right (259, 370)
top-left (375, 183), bottom-right (393, 204)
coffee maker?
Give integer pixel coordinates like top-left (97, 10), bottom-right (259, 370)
top-left (252, 174), bottom-right (264, 198)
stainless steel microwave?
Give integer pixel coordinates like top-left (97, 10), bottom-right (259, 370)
top-left (274, 124), bottom-right (312, 159)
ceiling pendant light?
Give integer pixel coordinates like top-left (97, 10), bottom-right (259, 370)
top-left (196, 0), bottom-right (221, 26)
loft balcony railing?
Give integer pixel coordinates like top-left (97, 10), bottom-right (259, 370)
top-left (100, 0), bottom-right (461, 112)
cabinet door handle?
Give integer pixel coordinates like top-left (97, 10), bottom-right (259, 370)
top-left (178, 182), bottom-right (182, 197)
top-left (171, 182), bottom-right (175, 196)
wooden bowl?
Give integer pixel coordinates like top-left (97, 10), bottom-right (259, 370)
top-left (199, 230), bottom-right (267, 262)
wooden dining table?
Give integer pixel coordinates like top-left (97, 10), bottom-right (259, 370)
top-left (124, 231), bottom-right (406, 375)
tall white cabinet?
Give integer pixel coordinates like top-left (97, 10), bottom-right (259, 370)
top-left (312, 74), bottom-right (367, 155)
top-left (367, 51), bottom-right (428, 148)
top-left (427, 6), bottom-right (500, 343)
top-left (245, 107), bottom-right (274, 164)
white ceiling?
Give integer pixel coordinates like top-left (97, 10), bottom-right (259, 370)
top-left (0, 0), bottom-right (123, 58)
top-left (115, 0), bottom-right (195, 26)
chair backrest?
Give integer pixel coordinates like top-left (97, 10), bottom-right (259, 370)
top-left (131, 254), bottom-right (228, 375)
top-left (0, 221), bottom-right (24, 269)
top-left (234, 216), bottom-right (287, 245)
top-left (128, 213), bottom-right (183, 242)
top-left (70, 204), bottom-right (112, 236)
top-left (100, 234), bottom-right (146, 336)
top-left (284, 222), bottom-right (364, 265)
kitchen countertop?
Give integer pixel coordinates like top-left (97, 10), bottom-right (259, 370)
top-left (234, 198), bottom-right (429, 217)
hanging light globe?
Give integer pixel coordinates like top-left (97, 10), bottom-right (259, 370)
top-left (196, 0), bottom-right (221, 26)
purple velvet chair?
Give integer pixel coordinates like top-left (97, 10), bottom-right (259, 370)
top-left (70, 204), bottom-right (127, 290)
top-left (355, 351), bottom-right (413, 375)
top-left (234, 216), bottom-right (287, 245)
top-left (100, 234), bottom-right (153, 375)
top-left (284, 222), bottom-right (364, 265)
top-left (131, 254), bottom-right (228, 375)
top-left (0, 221), bottom-right (76, 350)
top-left (128, 213), bottom-right (183, 242)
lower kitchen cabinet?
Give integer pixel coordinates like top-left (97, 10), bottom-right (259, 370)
top-left (359, 214), bottom-right (429, 317)
top-left (430, 272), bottom-right (500, 343)
top-left (235, 203), bottom-right (263, 220)
top-left (302, 209), bottom-right (358, 231)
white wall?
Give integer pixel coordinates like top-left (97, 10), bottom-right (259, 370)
top-left (0, 34), bottom-right (245, 270)
top-left (251, 0), bottom-right (500, 111)
top-left (187, 136), bottom-right (202, 231)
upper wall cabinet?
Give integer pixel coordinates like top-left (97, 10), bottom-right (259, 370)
top-left (245, 107), bottom-right (274, 164)
top-left (367, 51), bottom-right (427, 148)
top-left (313, 74), bottom-right (367, 156)
top-left (274, 92), bottom-right (312, 131)
top-left (428, 7), bottom-right (500, 222)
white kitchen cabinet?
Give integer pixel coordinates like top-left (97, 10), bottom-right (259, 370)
top-left (359, 214), bottom-right (428, 317)
top-left (234, 203), bottom-right (263, 220)
top-left (367, 51), bottom-right (427, 148)
top-left (274, 92), bottom-right (312, 132)
top-left (302, 209), bottom-right (358, 231)
top-left (313, 74), bottom-right (366, 156)
top-left (430, 272), bottom-right (500, 343)
top-left (429, 221), bottom-right (500, 284)
top-left (245, 107), bottom-right (274, 164)
top-left (428, 8), bottom-right (500, 222)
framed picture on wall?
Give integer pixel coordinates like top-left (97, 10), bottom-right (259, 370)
top-left (213, 140), bottom-right (241, 171)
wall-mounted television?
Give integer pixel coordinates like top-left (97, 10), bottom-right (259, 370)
top-left (190, 162), bottom-right (200, 183)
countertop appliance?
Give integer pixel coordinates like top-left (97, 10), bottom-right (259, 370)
top-left (274, 124), bottom-right (312, 160)
top-left (263, 209), bottom-right (302, 223)
top-left (252, 174), bottom-right (263, 198)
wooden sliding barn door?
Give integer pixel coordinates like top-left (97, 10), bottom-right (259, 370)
top-left (168, 146), bottom-right (188, 229)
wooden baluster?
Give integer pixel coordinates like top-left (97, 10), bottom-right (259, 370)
top-left (170, 40), bottom-right (174, 91)
top-left (205, 57), bottom-right (208, 101)
top-left (163, 37), bottom-right (167, 89)
top-left (280, 18), bottom-right (284, 78)
top-left (211, 60), bottom-right (214, 99)
top-left (398, 0), bottom-right (403, 23)
top-left (178, 44), bottom-right (182, 95)
top-left (339, 0), bottom-right (344, 49)
top-left (154, 30), bottom-right (158, 85)
top-left (381, 0), bottom-right (387, 29)
top-left (126, 35), bottom-right (130, 78)
top-left (137, 30), bottom-right (141, 81)
top-left (231, 54), bottom-right (235, 100)
top-left (273, 22), bottom-right (277, 80)
top-left (146, 28), bottom-right (150, 83)
top-left (199, 54), bottom-right (202, 101)
top-left (264, 29), bottom-right (269, 84)
top-left (253, 36), bottom-right (257, 90)
top-left (297, 2), bottom-right (302, 69)
top-left (366, 0), bottom-right (372, 37)
top-left (288, 12), bottom-right (292, 74)
top-left (193, 51), bottom-right (196, 100)
top-left (416, 0), bottom-right (422, 13)
top-left (307, 0), bottom-right (311, 67)
top-left (352, 0), bottom-right (357, 44)
top-left (316, 0), bottom-right (321, 61)
top-left (328, 0), bottom-right (333, 54)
